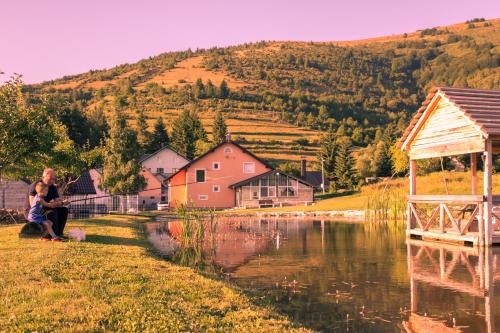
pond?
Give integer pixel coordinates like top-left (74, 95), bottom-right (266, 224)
top-left (146, 217), bottom-right (500, 332)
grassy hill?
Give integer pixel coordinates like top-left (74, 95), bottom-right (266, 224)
top-left (26, 17), bottom-right (500, 167)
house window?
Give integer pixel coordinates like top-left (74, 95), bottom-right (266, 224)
top-left (243, 162), bottom-right (255, 174)
top-left (213, 185), bottom-right (220, 192)
top-left (156, 168), bottom-right (164, 174)
top-left (199, 195), bottom-right (208, 200)
top-left (224, 147), bottom-right (232, 153)
top-left (251, 190), bottom-right (259, 199)
top-left (196, 169), bottom-right (206, 183)
top-left (212, 162), bottom-right (220, 170)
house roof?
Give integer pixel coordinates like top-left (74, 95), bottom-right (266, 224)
top-left (138, 146), bottom-right (189, 164)
top-left (166, 141), bottom-right (273, 180)
top-left (399, 86), bottom-right (500, 149)
top-left (67, 171), bottom-right (96, 195)
top-left (304, 171), bottom-right (330, 188)
top-left (229, 169), bottom-right (314, 189)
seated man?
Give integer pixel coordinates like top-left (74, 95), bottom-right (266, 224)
top-left (25, 168), bottom-right (69, 238)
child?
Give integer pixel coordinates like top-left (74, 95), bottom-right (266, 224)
top-left (28, 182), bottom-right (63, 242)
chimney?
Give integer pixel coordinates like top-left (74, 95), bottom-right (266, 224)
top-left (226, 132), bottom-right (232, 142)
top-left (300, 158), bottom-right (307, 179)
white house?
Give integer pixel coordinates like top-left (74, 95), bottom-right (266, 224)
top-left (138, 147), bottom-right (190, 177)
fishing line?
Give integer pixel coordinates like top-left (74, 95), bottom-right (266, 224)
top-left (66, 175), bottom-right (236, 203)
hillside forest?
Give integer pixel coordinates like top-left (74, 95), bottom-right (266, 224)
top-left (1, 18), bottom-right (499, 193)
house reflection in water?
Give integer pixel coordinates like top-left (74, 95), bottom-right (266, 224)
top-left (404, 239), bottom-right (498, 333)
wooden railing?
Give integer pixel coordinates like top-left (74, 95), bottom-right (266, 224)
top-left (407, 195), bottom-right (484, 236)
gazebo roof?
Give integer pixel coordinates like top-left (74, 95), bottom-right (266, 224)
top-left (399, 87), bottom-right (500, 149)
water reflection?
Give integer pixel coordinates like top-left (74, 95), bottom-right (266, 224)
top-left (406, 239), bottom-right (498, 332)
top-left (146, 217), bottom-right (500, 332)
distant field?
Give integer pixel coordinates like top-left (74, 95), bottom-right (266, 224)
top-left (138, 56), bottom-right (248, 89)
top-left (128, 107), bottom-right (321, 165)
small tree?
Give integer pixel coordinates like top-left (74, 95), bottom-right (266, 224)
top-left (101, 109), bottom-right (145, 194)
top-left (212, 108), bottom-right (228, 145)
top-left (136, 109), bottom-right (150, 149)
top-left (146, 117), bottom-right (169, 153)
top-left (218, 80), bottom-right (229, 99)
top-left (193, 78), bottom-right (205, 99)
top-left (374, 140), bottom-right (393, 177)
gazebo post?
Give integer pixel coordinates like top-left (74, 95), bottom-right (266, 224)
top-left (484, 140), bottom-right (493, 247)
top-left (408, 159), bottom-right (417, 231)
top-left (471, 152), bottom-right (477, 195)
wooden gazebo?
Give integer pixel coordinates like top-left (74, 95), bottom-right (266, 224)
top-left (399, 87), bottom-right (500, 247)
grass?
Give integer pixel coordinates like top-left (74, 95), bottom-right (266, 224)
top-left (0, 215), bottom-right (311, 332)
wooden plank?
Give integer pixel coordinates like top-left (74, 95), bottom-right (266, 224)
top-left (409, 202), bottom-right (424, 229)
top-left (408, 195), bottom-right (484, 203)
top-left (401, 93), bottom-right (443, 151)
top-left (443, 203), bottom-right (461, 233)
top-left (484, 139), bottom-right (493, 246)
top-left (440, 203), bottom-right (445, 233)
top-left (423, 206), bottom-right (440, 231)
top-left (471, 152), bottom-right (477, 195)
top-left (460, 205), bottom-right (479, 235)
top-left (409, 139), bottom-right (485, 159)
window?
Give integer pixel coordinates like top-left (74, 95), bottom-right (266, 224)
top-left (196, 169), bottom-right (206, 183)
top-left (251, 190), bottom-right (259, 199)
top-left (212, 162), bottom-right (220, 170)
top-left (156, 167), bottom-right (164, 174)
top-left (213, 185), bottom-right (220, 192)
top-left (243, 162), bottom-right (255, 174)
top-left (199, 195), bottom-right (208, 200)
top-left (224, 147), bottom-right (232, 153)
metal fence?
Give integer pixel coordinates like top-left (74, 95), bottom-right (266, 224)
top-left (64, 194), bottom-right (139, 219)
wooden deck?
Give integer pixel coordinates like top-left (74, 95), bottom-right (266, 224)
top-left (407, 229), bottom-right (500, 246)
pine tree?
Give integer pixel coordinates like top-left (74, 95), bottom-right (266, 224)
top-left (136, 109), bottom-right (150, 149)
top-left (318, 127), bottom-right (337, 177)
top-left (212, 108), bottom-right (228, 144)
top-left (146, 117), bottom-right (169, 153)
top-left (205, 79), bottom-right (216, 98)
top-left (374, 140), bottom-right (393, 177)
top-left (193, 78), bottom-right (205, 99)
top-left (170, 107), bottom-right (208, 159)
top-left (333, 139), bottom-right (357, 190)
top-left (101, 109), bottom-right (145, 194)
top-left (218, 80), bottom-right (229, 99)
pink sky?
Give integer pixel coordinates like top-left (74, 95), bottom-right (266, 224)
top-left (1, 0), bottom-right (499, 83)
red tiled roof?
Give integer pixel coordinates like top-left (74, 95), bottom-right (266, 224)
top-left (398, 87), bottom-right (500, 149)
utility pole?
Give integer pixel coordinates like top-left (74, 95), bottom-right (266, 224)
top-left (321, 158), bottom-right (325, 195)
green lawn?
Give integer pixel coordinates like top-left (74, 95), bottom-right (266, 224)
top-left (0, 216), bottom-right (311, 332)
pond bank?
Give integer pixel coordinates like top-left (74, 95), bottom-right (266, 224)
top-left (0, 215), bottom-right (311, 332)
top-left (224, 209), bottom-right (365, 221)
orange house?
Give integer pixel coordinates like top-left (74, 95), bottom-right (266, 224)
top-left (167, 141), bottom-right (272, 209)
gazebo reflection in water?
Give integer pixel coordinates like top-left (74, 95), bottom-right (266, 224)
top-left (404, 239), bottom-right (498, 333)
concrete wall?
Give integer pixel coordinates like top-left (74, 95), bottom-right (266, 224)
top-left (0, 180), bottom-right (29, 211)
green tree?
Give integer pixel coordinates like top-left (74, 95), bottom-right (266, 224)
top-left (101, 109), bottom-right (145, 194)
top-left (0, 77), bottom-right (57, 179)
top-left (212, 108), bottom-right (228, 144)
top-left (136, 109), bottom-right (150, 148)
top-left (171, 107), bottom-right (208, 159)
top-left (218, 80), bottom-right (229, 99)
top-left (333, 138), bottom-right (357, 190)
top-left (317, 127), bottom-right (337, 177)
top-left (193, 78), bottom-right (205, 99)
top-left (146, 117), bottom-right (170, 153)
top-left (373, 140), bottom-right (393, 177)
top-left (205, 79), bottom-right (216, 98)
